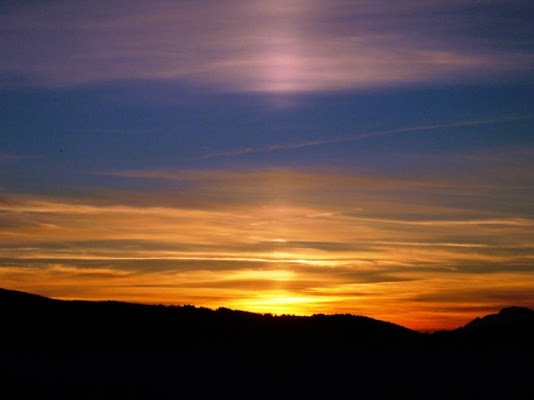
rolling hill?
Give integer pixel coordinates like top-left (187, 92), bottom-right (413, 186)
top-left (1, 288), bottom-right (532, 399)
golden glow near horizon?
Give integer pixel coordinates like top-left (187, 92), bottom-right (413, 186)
top-left (1, 0), bottom-right (533, 336)
top-left (1, 166), bottom-right (533, 331)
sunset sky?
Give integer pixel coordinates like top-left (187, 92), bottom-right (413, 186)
top-left (1, 0), bottom-right (533, 331)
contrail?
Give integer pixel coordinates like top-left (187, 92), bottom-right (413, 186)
top-left (201, 114), bottom-right (533, 159)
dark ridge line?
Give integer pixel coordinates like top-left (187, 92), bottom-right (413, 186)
top-left (1, 286), bottom-right (532, 333)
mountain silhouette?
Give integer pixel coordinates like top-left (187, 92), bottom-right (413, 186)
top-left (462, 306), bottom-right (534, 329)
top-left (1, 288), bottom-right (532, 399)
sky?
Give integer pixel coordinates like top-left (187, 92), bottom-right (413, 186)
top-left (1, 0), bottom-right (533, 331)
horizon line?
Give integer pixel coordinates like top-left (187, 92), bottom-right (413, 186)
top-left (2, 286), bottom-right (531, 334)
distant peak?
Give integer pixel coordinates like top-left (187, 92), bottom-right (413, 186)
top-left (463, 306), bottom-right (534, 330)
top-left (498, 306), bottom-right (534, 316)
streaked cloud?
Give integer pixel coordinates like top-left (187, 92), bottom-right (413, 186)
top-left (1, 163), bottom-right (533, 330)
top-left (200, 114), bottom-right (534, 158)
top-left (0, 152), bottom-right (37, 162)
top-left (1, 1), bottom-right (533, 334)
top-left (1, 0), bottom-right (532, 92)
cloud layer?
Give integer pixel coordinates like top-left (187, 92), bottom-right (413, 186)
top-left (2, 164), bottom-right (533, 330)
top-left (1, 1), bottom-right (533, 332)
top-left (1, 0), bottom-right (532, 91)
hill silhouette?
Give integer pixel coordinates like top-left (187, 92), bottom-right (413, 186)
top-left (1, 288), bottom-right (532, 399)
top-left (462, 306), bottom-right (534, 330)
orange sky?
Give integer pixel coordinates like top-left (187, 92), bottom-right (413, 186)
top-left (2, 167), bottom-right (533, 331)
top-left (1, 0), bottom-right (533, 332)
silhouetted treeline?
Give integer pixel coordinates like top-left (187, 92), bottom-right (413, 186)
top-left (1, 288), bottom-right (533, 399)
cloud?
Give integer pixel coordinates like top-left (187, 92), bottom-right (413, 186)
top-left (2, 161), bottom-right (534, 330)
top-left (1, 0), bottom-right (532, 92)
top-left (200, 114), bottom-right (534, 158)
top-left (2, 165), bottom-right (533, 262)
top-left (0, 152), bottom-right (37, 162)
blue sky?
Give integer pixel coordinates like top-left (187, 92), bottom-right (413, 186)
top-left (1, 0), bottom-right (533, 330)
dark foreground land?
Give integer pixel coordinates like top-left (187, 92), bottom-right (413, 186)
top-left (1, 288), bottom-right (533, 399)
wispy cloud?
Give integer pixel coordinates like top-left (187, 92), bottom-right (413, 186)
top-left (201, 114), bottom-right (534, 158)
top-left (2, 160), bottom-right (533, 330)
top-left (1, 0), bottom-right (532, 91)
top-left (0, 152), bottom-right (38, 162)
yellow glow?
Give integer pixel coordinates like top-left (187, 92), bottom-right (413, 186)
top-left (230, 269), bottom-right (294, 281)
top-left (1, 167), bottom-right (533, 331)
top-left (227, 292), bottom-right (336, 316)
